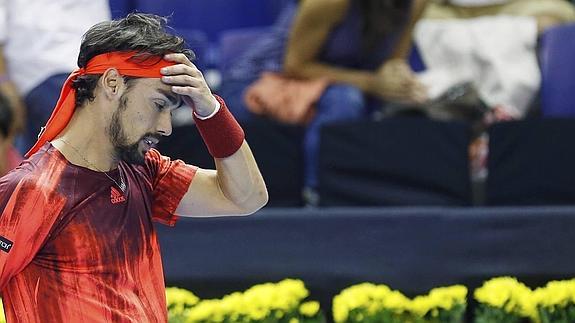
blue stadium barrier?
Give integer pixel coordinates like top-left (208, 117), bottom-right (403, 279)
top-left (158, 206), bottom-right (575, 320)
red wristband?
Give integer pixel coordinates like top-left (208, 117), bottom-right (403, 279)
top-left (193, 95), bottom-right (245, 158)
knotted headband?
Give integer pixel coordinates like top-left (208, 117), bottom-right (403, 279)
top-left (25, 51), bottom-right (174, 157)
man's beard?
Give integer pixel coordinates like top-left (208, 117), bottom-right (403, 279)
top-left (107, 97), bottom-right (156, 165)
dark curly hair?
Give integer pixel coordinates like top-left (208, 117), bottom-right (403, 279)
top-left (72, 13), bottom-right (196, 108)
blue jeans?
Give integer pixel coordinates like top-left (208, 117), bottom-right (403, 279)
top-left (304, 84), bottom-right (368, 189)
top-left (15, 73), bottom-right (69, 154)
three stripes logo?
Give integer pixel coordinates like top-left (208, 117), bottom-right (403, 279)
top-left (110, 186), bottom-right (126, 204)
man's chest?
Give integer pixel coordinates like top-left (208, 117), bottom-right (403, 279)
top-left (33, 186), bottom-right (158, 272)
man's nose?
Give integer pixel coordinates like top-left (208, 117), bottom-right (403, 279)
top-left (156, 110), bottom-right (173, 136)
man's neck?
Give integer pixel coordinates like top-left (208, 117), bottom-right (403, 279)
top-left (51, 105), bottom-right (119, 171)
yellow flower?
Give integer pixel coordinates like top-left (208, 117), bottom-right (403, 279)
top-left (333, 295), bottom-right (349, 323)
top-left (381, 290), bottom-right (411, 313)
top-left (187, 299), bottom-right (224, 323)
top-left (411, 295), bottom-right (434, 317)
top-left (247, 306), bottom-right (269, 321)
top-left (408, 285), bottom-right (467, 318)
top-left (333, 283), bottom-right (411, 322)
top-left (299, 301), bottom-right (320, 317)
top-left (531, 278), bottom-right (575, 323)
top-left (0, 298), bottom-right (5, 323)
top-left (221, 292), bottom-right (242, 309)
top-left (474, 277), bottom-right (532, 316)
top-left (165, 287), bottom-right (199, 316)
top-left (185, 279), bottom-right (319, 322)
top-left (427, 285), bottom-right (467, 311)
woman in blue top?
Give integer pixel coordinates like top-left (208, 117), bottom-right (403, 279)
top-left (284, 0), bottom-right (429, 205)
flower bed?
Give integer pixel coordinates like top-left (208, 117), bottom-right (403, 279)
top-left (2, 277), bottom-right (575, 322)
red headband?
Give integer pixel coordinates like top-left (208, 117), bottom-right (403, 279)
top-left (25, 51), bottom-right (174, 157)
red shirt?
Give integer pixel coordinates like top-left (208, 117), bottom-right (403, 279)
top-left (0, 144), bottom-right (196, 322)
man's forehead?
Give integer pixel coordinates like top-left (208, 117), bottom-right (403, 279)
top-left (138, 78), bottom-right (172, 94)
top-left (131, 78), bottom-right (182, 107)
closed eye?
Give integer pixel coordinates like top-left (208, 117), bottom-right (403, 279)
top-left (154, 100), bottom-right (167, 111)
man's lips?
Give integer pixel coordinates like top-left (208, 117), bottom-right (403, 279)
top-left (142, 136), bottom-right (160, 149)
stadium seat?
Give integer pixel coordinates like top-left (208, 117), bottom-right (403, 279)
top-left (133, 0), bottom-right (289, 42)
top-left (539, 23), bottom-right (575, 117)
top-left (218, 27), bottom-right (272, 74)
top-left (108, 0), bottom-right (136, 18)
top-left (174, 28), bottom-right (210, 69)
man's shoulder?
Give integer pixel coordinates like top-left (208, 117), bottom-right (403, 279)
top-left (0, 149), bottom-right (67, 195)
top-left (0, 162), bottom-right (37, 205)
top-left (1, 159), bottom-right (36, 186)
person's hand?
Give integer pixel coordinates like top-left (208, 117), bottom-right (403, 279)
top-left (372, 59), bottom-right (428, 104)
top-left (160, 53), bottom-right (219, 117)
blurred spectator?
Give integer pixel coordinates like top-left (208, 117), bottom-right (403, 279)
top-left (218, 1), bottom-right (301, 122)
top-left (0, 0), bottom-right (111, 153)
top-left (220, 0), bottom-right (429, 206)
top-left (414, 0), bottom-right (575, 180)
top-left (417, 0), bottom-right (575, 118)
top-left (0, 91), bottom-right (22, 176)
top-left (286, 0), bottom-right (428, 205)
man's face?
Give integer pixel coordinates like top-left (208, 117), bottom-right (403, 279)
top-left (107, 78), bottom-right (181, 165)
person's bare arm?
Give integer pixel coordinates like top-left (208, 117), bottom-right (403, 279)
top-left (284, 0), bottom-right (427, 102)
top-left (390, 0), bottom-right (429, 59)
top-left (161, 53), bottom-right (268, 217)
top-left (283, 0), bottom-right (378, 94)
top-left (175, 143), bottom-right (268, 217)
top-left (372, 0), bottom-right (429, 103)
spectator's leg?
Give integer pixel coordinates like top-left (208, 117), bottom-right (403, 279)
top-left (303, 84), bottom-right (366, 206)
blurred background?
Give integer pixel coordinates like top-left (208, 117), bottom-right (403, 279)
top-left (3, 0), bottom-right (575, 321)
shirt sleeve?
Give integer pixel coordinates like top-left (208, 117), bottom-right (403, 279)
top-left (144, 149), bottom-right (197, 226)
top-left (0, 170), bottom-right (67, 290)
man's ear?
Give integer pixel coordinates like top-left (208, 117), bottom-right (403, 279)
top-left (100, 68), bottom-right (125, 100)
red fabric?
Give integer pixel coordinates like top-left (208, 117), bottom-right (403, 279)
top-left (193, 95), bottom-right (245, 158)
top-left (145, 149), bottom-right (197, 226)
top-left (25, 51), bottom-right (174, 158)
top-left (0, 144), bottom-right (196, 322)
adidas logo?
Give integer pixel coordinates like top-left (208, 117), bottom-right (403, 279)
top-left (0, 235), bottom-right (13, 253)
top-left (110, 186), bottom-right (126, 204)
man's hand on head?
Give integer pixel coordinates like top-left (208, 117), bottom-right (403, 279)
top-left (160, 53), bottom-right (219, 118)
